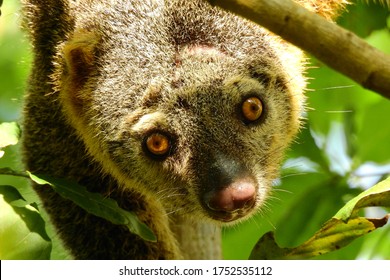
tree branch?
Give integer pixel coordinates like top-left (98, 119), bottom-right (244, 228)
top-left (207, 0), bottom-right (390, 99)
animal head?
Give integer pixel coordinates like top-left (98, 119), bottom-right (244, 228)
top-left (57, 1), bottom-right (306, 225)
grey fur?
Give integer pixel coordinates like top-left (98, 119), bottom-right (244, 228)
top-left (21, 0), bottom-right (343, 259)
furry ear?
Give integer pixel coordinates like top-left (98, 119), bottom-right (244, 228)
top-left (63, 31), bottom-right (98, 92)
top-left (60, 30), bottom-right (100, 118)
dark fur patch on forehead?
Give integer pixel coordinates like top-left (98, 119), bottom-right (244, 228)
top-left (250, 70), bottom-right (271, 86)
top-left (248, 65), bottom-right (288, 92)
top-left (274, 76), bottom-right (289, 92)
top-left (175, 96), bottom-right (191, 110)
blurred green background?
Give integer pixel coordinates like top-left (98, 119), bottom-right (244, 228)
top-left (1, 0), bottom-right (389, 259)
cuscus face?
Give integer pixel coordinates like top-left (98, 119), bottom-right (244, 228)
top-left (59, 12), bottom-right (305, 225)
top-left (106, 57), bottom-right (303, 224)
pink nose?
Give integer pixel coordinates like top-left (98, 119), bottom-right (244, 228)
top-left (203, 177), bottom-right (256, 218)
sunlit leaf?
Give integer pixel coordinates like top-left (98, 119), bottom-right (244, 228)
top-left (0, 185), bottom-right (51, 259)
top-left (0, 184), bottom-right (30, 208)
top-left (0, 122), bottom-right (20, 158)
top-left (250, 178), bottom-right (390, 259)
top-left (250, 215), bottom-right (388, 260)
top-left (285, 216), bottom-right (388, 259)
top-left (335, 176), bottom-right (390, 221)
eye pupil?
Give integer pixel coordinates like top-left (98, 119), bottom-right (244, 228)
top-left (146, 133), bottom-right (170, 156)
top-left (242, 97), bottom-right (263, 122)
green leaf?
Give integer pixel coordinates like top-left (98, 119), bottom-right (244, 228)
top-left (285, 216), bottom-right (388, 259)
top-left (0, 184), bottom-right (30, 208)
top-left (335, 176), bottom-right (390, 221)
top-left (250, 178), bottom-right (390, 259)
top-left (0, 167), bottom-right (29, 178)
top-left (250, 216), bottom-right (388, 260)
top-left (337, 3), bottom-right (390, 38)
top-left (0, 122), bottom-right (20, 148)
top-left (0, 185), bottom-right (51, 259)
top-left (0, 122), bottom-right (21, 158)
top-left (0, 185), bottom-right (25, 202)
top-left (27, 172), bottom-right (157, 242)
top-left (249, 232), bottom-right (287, 260)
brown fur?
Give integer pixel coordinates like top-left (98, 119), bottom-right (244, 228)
top-left (21, 0), bottom-right (346, 259)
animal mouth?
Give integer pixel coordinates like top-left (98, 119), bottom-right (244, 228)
top-left (205, 201), bottom-right (256, 222)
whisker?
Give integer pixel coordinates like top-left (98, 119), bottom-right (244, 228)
top-left (271, 188), bottom-right (293, 195)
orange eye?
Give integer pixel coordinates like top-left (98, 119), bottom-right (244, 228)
top-left (242, 97), bottom-right (263, 122)
top-left (145, 133), bottom-right (171, 157)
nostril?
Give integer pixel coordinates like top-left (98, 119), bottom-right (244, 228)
top-left (204, 179), bottom-right (256, 213)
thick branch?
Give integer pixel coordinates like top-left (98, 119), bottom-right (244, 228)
top-left (208, 0), bottom-right (390, 99)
